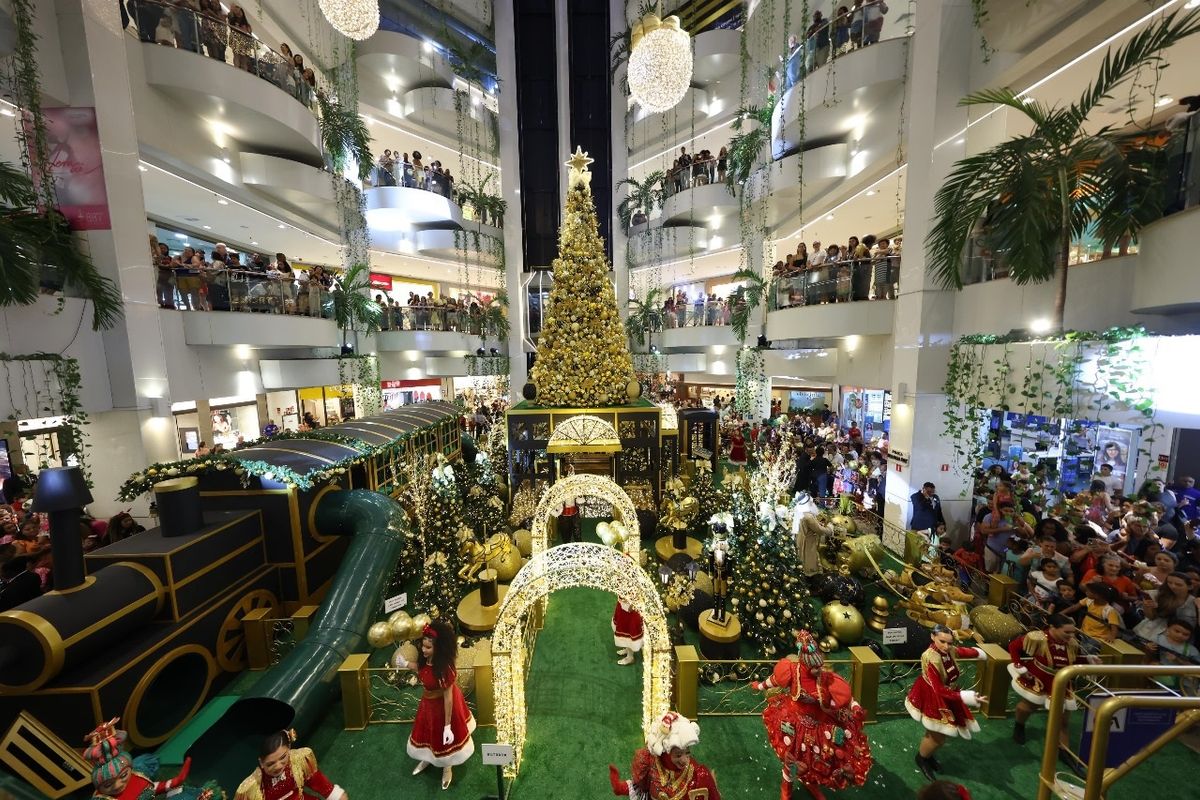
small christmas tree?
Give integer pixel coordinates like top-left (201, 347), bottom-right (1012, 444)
top-left (725, 481), bottom-right (817, 657)
top-left (528, 147), bottom-right (636, 407)
top-left (688, 464), bottom-right (730, 532)
top-left (456, 450), bottom-right (507, 539)
top-left (412, 458), bottom-right (468, 620)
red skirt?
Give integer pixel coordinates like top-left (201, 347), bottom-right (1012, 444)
top-left (408, 686), bottom-right (477, 767)
top-left (613, 603), bottom-right (644, 651)
top-left (905, 680), bottom-right (979, 738)
top-left (762, 694), bottom-right (872, 789)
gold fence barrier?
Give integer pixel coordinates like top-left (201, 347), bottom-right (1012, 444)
top-left (1037, 663), bottom-right (1200, 800)
top-left (335, 650), bottom-right (493, 730)
top-left (243, 605), bottom-right (318, 670)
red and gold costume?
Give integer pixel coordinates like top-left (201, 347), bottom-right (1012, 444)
top-left (235, 748), bottom-right (342, 800)
top-left (760, 654), bottom-right (872, 791)
top-left (609, 712), bottom-right (720, 800)
top-left (1007, 629), bottom-right (1080, 710)
top-left (84, 719), bottom-right (212, 800)
top-left (613, 598), bottom-right (645, 652)
top-left (408, 664), bottom-right (477, 767)
top-left (727, 431), bottom-right (747, 465)
top-left (905, 644), bottom-right (983, 738)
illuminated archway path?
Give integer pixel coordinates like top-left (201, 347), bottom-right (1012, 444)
top-left (508, 532), bottom-right (642, 796)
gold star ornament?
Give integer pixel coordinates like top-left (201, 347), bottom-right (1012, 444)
top-left (565, 146), bottom-right (594, 188)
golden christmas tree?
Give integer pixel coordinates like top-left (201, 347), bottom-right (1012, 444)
top-left (528, 147), bottom-right (636, 407)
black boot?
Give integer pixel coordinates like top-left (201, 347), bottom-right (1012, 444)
top-left (914, 754), bottom-right (937, 782)
top-left (928, 754), bottom-right (942, 771)
top-left (1013, 721), bottom-right (1027, 745)
top-left (1058, 747), bottom-right (1086, 779)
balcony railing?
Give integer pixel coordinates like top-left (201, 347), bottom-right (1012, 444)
top-left (155, 267), bottom-right (332, 317)
top-left (378, 305), bottom-right (507, 338)
top-left (127, 0), bottom-right (323, 112)
top-left (769, 255), bottom-right (900, 308)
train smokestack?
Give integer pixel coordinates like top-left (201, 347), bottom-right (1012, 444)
top-left (153, 477), bottom-right (204, 537)
top-left (32, 466), bottom-right (93, 591)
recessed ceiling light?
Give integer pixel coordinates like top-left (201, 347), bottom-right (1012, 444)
top-left (423, 41), bottom-right (433, 53)
top-left (251, 240), bottom-right (258, 245)
top-left (0, 107), bottom-right (14, 117)
top-left (174, 233), bottom-right (188, 240)
top-left (138, 165), bottom-right (148, 172)
top-left (1156, 96), bottom-right (1175, 107)
top-left (866, 190), bottom-right (876, 196)
top-left (203, 225), bottom-right (212, 230)
top-left (277, 223), bottom-right (287, 229)
top-left (217, 198), bottom-right (229, 205)
top-left (826, 214), bottom-right (834, 220)
top-left (954, 137), bottom-right (965, 144)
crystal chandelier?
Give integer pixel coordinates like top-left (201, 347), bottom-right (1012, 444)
top-left (627, 10), bottom-right (692, 113)
top-left (318, 0), bottom-right (380, 41)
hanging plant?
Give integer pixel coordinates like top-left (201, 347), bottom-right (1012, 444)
top-left (734, 347), bottom-right (767, 418)
top-left (0, 353), bottom-right (91, 484)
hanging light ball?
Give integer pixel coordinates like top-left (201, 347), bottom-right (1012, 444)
top-left (318, 0), bottom-right (380, 41)
top-left (627, 14), bottom-right (692, 113)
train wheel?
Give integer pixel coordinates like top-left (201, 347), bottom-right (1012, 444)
top-left (215, 589), bottom-right (280, 672)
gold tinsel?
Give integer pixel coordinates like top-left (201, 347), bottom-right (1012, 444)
top-left (527, 159), bottom-right (635, 407)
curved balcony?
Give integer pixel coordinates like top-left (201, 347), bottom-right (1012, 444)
top-left (766, 260), bottom-right (898, 341)
top-left (692, 29), bottom-right (742, 84)
top-left (662, 323), bottom-right (738, 351)
top-left (627, 224), bottom-right (708, 267)
top-left (415, 229), bottom-right (504, 266)
top-left (660, 181), bottom-right (739, 225)
top-left (772, 35), bottom-right (909, 158)
top-left (401, 86), bottom-right (497, 144)
top-left (376, 306), bottom-right (507, 354)
top-left (1133, 205), bottom-right (1200, 315)
top-left (240, 153), bottom-right (335, 215)
top-left (132, 1), bottom-right (322, 165)
top-left (365, 185), bottom-right (464, 251)
top-left (356, 31), bottom-right (456, 98)
top-left (746, 143), bottom-right (848, 226)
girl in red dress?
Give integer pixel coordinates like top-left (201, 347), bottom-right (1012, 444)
top-left (613, 597), bottom-right (644, 665)
top-left (391, 619), bottom-right (476, 789)
top-left (906, 625), bottom-right (987, 781)
top-left (750, 630), bottom-right (872, 800)
top-left (728, 428), bottom-right (747, 466)
top-left (1007, 614), bottom-right (1087, 776)
top-left (608, 712), bottom-right (721, 799)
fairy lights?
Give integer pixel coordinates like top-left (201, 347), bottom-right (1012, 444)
top-left (530, 473), bottom-right (641, 559)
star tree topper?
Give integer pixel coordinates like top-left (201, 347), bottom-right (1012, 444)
top-left (565, 145), bottom-right (594, 188)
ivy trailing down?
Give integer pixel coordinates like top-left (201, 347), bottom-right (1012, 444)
top-left (0, 353), bottom-right (90, 483)
top-left (942, 326), bottom-right (1161, 481)
top-left (734, 346), bottom-right (768, 418)
top-left (337, 353), bottom-right (381, 417)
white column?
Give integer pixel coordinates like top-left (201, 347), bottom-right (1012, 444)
top-left (611, 0), bottom-right (630, 314)
top-left (494, 0), bottom-right (528, 399)
top-left (53, 0), bottom-right (179, 472)
top-left (883, 0), bottom-right (978, 542)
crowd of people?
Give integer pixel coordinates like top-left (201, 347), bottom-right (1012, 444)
top-left (940, 463), bottom-right (1200, 669)
top-left (772, 234), bottom-right (902, 307)
top-left (0, 465), bottom-right (147, 611)
top-left (152, 236), bottom-right (335, 316)
top-left (373, 292), bottom-right (505, 335)
top-left (661, 145), bottom-right (729, 200)
top-left (124, 0), bottom-right (325, 109)
top-left (371, 150), bottom-right (454, 197)
top-left (780, 0), bottom-right (894, 93)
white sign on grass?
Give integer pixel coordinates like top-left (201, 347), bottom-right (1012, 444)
top-left (481, 744), bottom-right (515, 766)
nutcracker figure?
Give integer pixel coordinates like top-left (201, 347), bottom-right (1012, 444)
top-left (709, 521), bottom-right (733, 625)
top-left (607, 712), bottom-right (721, 799)
top-left (1007, 613), bottom-right (1087, 777)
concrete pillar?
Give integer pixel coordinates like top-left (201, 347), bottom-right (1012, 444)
top-left (883, 0), bottom-right (977, 540)
top-left (196, 399), bottom-right (214, 451)
top-left (51, 0), bottom-right (177, 470)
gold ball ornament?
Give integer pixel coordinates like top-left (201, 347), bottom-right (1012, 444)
top-left (828, 514), bottom-right (858, 535)
top-left (485, 534), bottom-right (522, 582)
top-left (367, 621), bottom-right (394, 648)
top-left (411, 613), bottom-right (433, 635)
top-left (821, 601), bottom-right (865, 645)
top-left (626, 379), bottom-right (643, 400)
top-left (387, 610), bottom-right (414, 641)
top-left (513, 528), bottom-right (533, 557)
top-left (843, 534), bottom-right (886, 577)
top-left (819, 634), bottom-right (839, 653)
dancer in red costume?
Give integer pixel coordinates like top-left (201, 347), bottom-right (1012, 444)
top-left (906, 625), bottom-right (987, 781)
top-left (750, 629), bottom-right (872, 800)
top-left (85, 719), bottom-right (214, 800)
top-left (391, 618), bottom-right (476, 789)
top-left (235, 730), bottom-right (343, 800)
top-left (613, 596), bottom-right (644, 665)
top-left (608, 711), bottom-right (721, 799)
top-left (1008, 613), bottom-right (1087, 777)
top-left (727, 428), bottom-right (747, 466)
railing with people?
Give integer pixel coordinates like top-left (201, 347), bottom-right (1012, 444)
top-left (377, 304), bottom-right (507, 337)
top-left (662, 152), bottom-right (729, 198)
top-left (780, 0), bottom-right (906, 95)
top-left (768, 254), bottom-right (901, 309)
top-left (126, 0), bottom-right (325, 113)
top-left (155, 266), bottom-right (334, 317)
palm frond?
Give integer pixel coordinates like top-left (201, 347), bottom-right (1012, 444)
top-left (317, 93), bottom-right (375, 182)
top-left (331, 262), bottom-right (381, 334)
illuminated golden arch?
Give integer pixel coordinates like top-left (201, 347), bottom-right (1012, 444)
top-left (491, 542), bottom-right (672, 774)
top-left (530, 473), bottom-right (640, 560)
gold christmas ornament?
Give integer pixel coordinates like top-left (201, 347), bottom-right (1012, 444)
top-left (367, 621), bottom-right (394, 648)
top-left (626, 379), bottom-right (643, 400)
top-left (513, 528), bottom-right (533, 557)
top-left (387, 610), bottom-right (414, 641)
top-left (486, 534), bottom-right (523, 582)
top-left (395, 640), bottom-right (419, 667)
top-left (821, 601), bottom-right (865, 645)
top-left (317, 0), bottom-right (380, 40)
top-left (627, 11), bottom-right (692, 113)
top-left (841, 534), bottom-right (886, 577)
top-left (867, 595), bottom-right (890, 632)
top-left (411, 612), bottom-right (433, 634)
top-left (819, 634), bottom-right (839, 653)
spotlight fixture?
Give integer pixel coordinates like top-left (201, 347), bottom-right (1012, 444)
top-left (756, 334), bottom-right (771, 349)
top-left (340, 343), bottom-right (355, 355)
top-left (476, 347), bottom-right (486, 357)
top-left (650, 345), bottom-right (660, 355)
top-left (490, 347), bottom-right (499, 356)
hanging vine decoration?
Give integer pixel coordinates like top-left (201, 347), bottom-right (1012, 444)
top-left (941, 326), bottom-right (1162, 484)
top-left (3, 0), bottom-right (52, 210)
top-left (0, 353), bottom-right (90, 484)
top-left (734, 346), bottom-right (768, 418)
top-left (337, 353), bottom-right (381, 417)
top-left (969, 0), bottom-right (994, 63)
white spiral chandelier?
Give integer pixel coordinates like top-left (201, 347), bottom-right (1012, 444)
top-left (627, 12), bottom-right (692, 114)
top-left (318, 0), bottom-right (380, 41)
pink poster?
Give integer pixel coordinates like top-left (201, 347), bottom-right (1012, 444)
top-left (26, 107), bottom-right (111, 230)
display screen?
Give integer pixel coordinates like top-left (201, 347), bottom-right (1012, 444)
top-left (0, 439), bottom-right (10, 481)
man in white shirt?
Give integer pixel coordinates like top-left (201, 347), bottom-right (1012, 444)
top-left (1093, 463), bottom-right (1123, 495)
top-left (809, 241), bottom-right (826, 266)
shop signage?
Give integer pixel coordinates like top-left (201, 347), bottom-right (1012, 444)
top-left (369, 272), bottom-right (393, 290)
top-left (888, 448), bottom-right (909, 464)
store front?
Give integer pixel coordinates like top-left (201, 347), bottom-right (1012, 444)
top-left (173, 397), bottom-right (259, 453)
top-left (839, 386), bottom-right (891, 437)
top-left (381, 379), bottom-right (443, 409)
top-left (298, 385), bottom-right (355, 427)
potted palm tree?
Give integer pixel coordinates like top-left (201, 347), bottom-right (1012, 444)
top-left (330, 262), bottom-right (381, 353)
top-left (926, 8), bottom-right (1200, 330)
top-left (0, 162), bottom-right (122, 330)
top-left (616, 171), bottom-right (665, 229)
top-left (728, 268), bottom-right (770, 345)
top-left (625, 287), bottom-right (664, 351)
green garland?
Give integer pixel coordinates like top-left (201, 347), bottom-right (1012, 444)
top-left (942, 326), bottom-right (1161, 481)
top-left (734, 346), bottom-right (768, 418)
top-left (337, 353), bottom-right (381, 417)
top-left (465, 354), bottom-right (510, 377)
top-left (0, 353), bottom-right (90, 485)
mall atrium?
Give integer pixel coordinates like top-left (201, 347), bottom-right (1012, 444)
top-left (0, 1), bottom-right (1198, 799)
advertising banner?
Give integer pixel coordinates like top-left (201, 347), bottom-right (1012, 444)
top-left (28, 107), bottom-right (111, 230)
